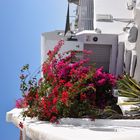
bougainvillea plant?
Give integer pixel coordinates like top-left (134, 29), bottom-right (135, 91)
top-left (16, 40), bottom-right (117, 122)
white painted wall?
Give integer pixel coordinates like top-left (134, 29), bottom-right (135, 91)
top-left (94, 0), bottom-right (133, 34)
top-left (77, 32), bottom-right (119, 75)
top-left (41, 32), bottom-right (83, 64)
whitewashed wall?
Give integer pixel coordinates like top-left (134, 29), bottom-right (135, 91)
top-left (94, 0), bottom-right (133, 34)
top-left (41, 32), bottom-right (83, 65)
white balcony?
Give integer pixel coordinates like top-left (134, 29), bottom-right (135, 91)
top-left (7, 108), bottom-right (140, 140)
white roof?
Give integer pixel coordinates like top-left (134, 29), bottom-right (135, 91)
top-left (76, 30), bottom-right (97, 36)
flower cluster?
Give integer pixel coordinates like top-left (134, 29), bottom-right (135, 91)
top-left (16, 40), bottom-right (117, 122)
top-left (94, 67), bottom-right (116, 109)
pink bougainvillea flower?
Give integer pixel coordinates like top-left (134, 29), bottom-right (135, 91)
top-left (61, 91), bottom-right (69, 105)
top-left (80, 93), bottom-right (87, 101)
top-left (16, 98), bottom-right (27, 108)
top-left (65, 82), bottom-right (73, 88)
top-left (97, 78), bottom-right (106, 86)
top-left (88, 83), bottom-right (94, 87)
top-left (83, 49), bottom-right (92, 55)
top-left (38, 78), bottom-right (43, 85)
top-left (19, 122), bottom-right (23, 129)
top-left (50, 116), bottom-right (57, 123)
top-left (53, 97), bottom-right (57, 105)
top-left (17, 40), bottom-right (117, 122)
top-left (51, 106), bottom-right (58, 114)
top-left (94, 67), bottom-right (104, 78)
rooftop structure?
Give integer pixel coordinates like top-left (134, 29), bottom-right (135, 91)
top-left (41, 0), bottom-right (136, 77)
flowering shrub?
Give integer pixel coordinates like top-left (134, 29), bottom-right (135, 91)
top-left (17, 40), bottom-right (117, 122)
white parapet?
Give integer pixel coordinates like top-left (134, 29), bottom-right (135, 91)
top-left (6, 108), bottom-right (140, 140)
top-left (41, 31), bottom-right (83, 65)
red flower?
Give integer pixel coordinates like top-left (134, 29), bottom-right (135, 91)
top-left (107, 74), bottom-right (116, 86)
top-left (38, 78), bottom-right (43, 85)
top-left (19, 122), bottom-right (23, 129)
top-left (16, 99), bottom-right (23, 108)
top-left (17, 40), bottom-right (117, 123)
top-left (51, 106), bottom-right (58, 114)
top-left (53, 97), bottom-right (57, 105)
top-left (97, 79), bottom-right (106, 86)
top-left (50, 116), bottom-right (57, 123)
top-left (88, 83), bottom-right (94, 87)
top-left (42, 62), bottom-right (48, 75)
top-left (59, 80), bottom-right (66, 84)
top-left (94, 67), bottom-right (104, 78)
top-left (41, 97), bottom-right (47, 109)
top-left (35, 93), bottom-right (39, 99)
top-left (83, 49), bottom-right (92, 54)
top-left (16, 98), bottom-right (27, 108)
top-left (80, 94), bottom-right (87, 101)
top-left (65, 82), bottom-right (73, 88)
top-left (61, 91), bottom-right (69, 105)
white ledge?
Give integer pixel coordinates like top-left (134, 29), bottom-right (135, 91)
top-left (6, 108), bottom-right (140, 140)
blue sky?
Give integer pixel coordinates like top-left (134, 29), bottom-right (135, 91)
top-left (0, 0), bottom-right (70, 139)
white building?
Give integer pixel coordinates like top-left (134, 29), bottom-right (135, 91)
top-left (41, 0), bottom-right (140, 81)
top-left (6, 1), bottom-right (140, 140)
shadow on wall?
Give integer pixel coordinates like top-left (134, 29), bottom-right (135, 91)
top-left (133, 8), bottom-right (140, 82)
